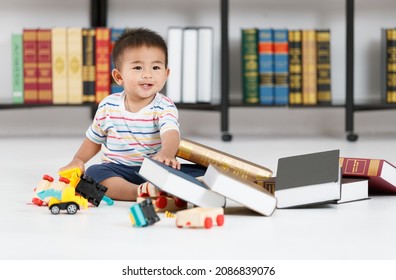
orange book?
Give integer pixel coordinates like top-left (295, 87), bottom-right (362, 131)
top-left (95, 27), bottom-right (111, 103)
top-left (23, 29), bottom-right (38, 104)
top-left (37, 29), bottom-right (52, 104)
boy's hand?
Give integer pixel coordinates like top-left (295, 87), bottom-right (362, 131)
top-left (59, 157), bottom-right (85, 174)
top-left (151, 153), bottom-right (181, 170)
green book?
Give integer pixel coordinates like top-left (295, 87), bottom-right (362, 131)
top-left (241, 28), bottom-right (259, 104)
top-left (11, 33), bottom-right (24, 104)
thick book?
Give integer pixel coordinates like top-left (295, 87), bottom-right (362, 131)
top-left (302, 29), bottom-right (317, 105)
top-left (381, 28), bottom-right (396, 103)
top-left (340, 157), bottom-right (396, 194)
top-left (241, 28), bottom-right (259, 104)
top-left (203, 164), bottom-right (277, 216)
top-left (67, 27), bottom-right (83, 104)
top-left (273, 28), bottom-right (289, 105)
top-left (336, 178), bottom-right (369, 204)
top-left (11, 33), bottom-right (24, 104)
top-left (176, 138), bottom-right (273, 182)
top-left (288, 30), bottom-right (303, 105)
top-left (258, 28), bottom-right (274, 105)
top-left (95, 27), bottom-right (111, 103)
top-left (110, 28), bottom-right (125, 94)
top-left (37, 29), bottom-right (52, 104)
top-left (137, 157), bottom-right (226, 208)
top-left (316, 29), bottom-right (332, 105)
top-left (275, 150), bottom-right (341, 208)
top-left (197, 27), bottom-right (213, 103)
top-left (51, 27), bottom-right (68, 104)
top-left (82, 28), bottom-right (96, 103)
top-left (181, 27), bottom-right (198, 103)
top-left (23, 28), bottom-right (38, 104)
top-left (166, 27), bottom-right (183, 103)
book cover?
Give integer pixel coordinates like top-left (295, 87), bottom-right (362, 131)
top-left (11, 33), bottom-right (24, 104)
top-left (302, 29), bottom-right (317, 105)
top-left (67, 27), bottom-right (83, 104)
top-left (258, 28), bottom-right (274, 105)
top-left (316, 29), bottom-right (332, 105)
top-left (241, 28), bottom-right (259, 104)
top-left (37, 29), bottom-right (52, 104)
top-left (336, 178), bottom-right (369, 204)
top-left (254, 176), bottom-right (276, 194)
top-left (340, 157), bottom-right (396, 194)
top-left (273, 28), bottom-right (289, 105)
top-left (137, 157), bottom-right (226, 208)
top-left (95, 27), bottom-right (111, 103)
top-left (82, 28), bottom-right (96, 103)
top-left (23, 28), bottom-right (38, 104)
top-left (275, 150), bottom-right (341, 208)
top-left (176, 138), bottom-right (273, 182)
top-left (197, 27), bottom-right (213, 103)
top-left (166, 27), bottom-right (183, 103)
top-left (181, 27), bottom-right (198, 103)
top-left (203, 164), bottom-right (277, 216)
top-left (110, 28), bottom-right (125, 94)
top-left (288, 30), bottom-right (303, 105)
top-left (51, 27), bottom-right (68, 104)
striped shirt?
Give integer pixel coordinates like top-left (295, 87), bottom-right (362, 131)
top-left (86, 92), bottom-right (179, 166)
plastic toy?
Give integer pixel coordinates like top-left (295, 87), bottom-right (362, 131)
top-left (175, 207), bottom-right (225, 229)
top-left (129, 198), bottom-right (160, 227)
top-left (32, 175), bottom-right (69, 206)
top-left (75, 174), bottom-right (112, 206)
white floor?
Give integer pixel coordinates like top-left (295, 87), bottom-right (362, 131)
top-left (2, 134), bottom-right (396, 260)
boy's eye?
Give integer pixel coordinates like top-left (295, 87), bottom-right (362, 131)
top-left (133, 66), bottom-right (142, 70)
top-left (153, 66), bottom-right (161, 70)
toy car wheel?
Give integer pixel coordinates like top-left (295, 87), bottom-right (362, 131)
top-left (204, 217), bottom-right (213, 229)
top-left (156, 196), bottom-right (168, 209)
top-left (216, 214), bottom-right (225, 226)
top-left (66, 203), bottom-right (78, 214)
top-left (50, 205), bottom-right (61, 215)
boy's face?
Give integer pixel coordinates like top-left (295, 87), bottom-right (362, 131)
top-left (112, 46), bottom-right (169, 102)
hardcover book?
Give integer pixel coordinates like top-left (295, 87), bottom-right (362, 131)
top-left (95, 27), bottom-right (111, 103)
top-left (197, 27), bottom-right (213, 103)
top-left (336, 178), bottom-right (369, 204)
top-left (275, 150), bottom-right (341, 208)
top-left (137, 157), bottom-right (226, 208)
top-left (340, 157), bottom-right (396, 194)
top-left (176, 138), bottom-right (273, 182)
top-left (166, 27), bottom-right (183, 103)
top-left (273, 29), bottom-right (289, 105)
top-left (241, 28), bottom-right (259, 104)
top-left (258, 28), bottom-right (274, 105)
top-left (67, 27), bottom-right (83, 104)
top-left (181, 27), bottom-right (198, 103)
top-left (51, 27), bottom-right (68, 104)
top-left (23, 28), bottom-right (38, 104)
top-left (37, 29), bottom-right (52, 104)
top-left (302, 29), bottom-right (317, 105)
top-left (288, 30), bottom-right (303, 105)
top-left (110, 28), bottom-right (125, 94)
top-left (82, 28), bottom-right (96, 103)
top-left (316, 29), bottom-right (332, 105)
top-left (203, 164), bottom-right (277, 216)
top-left (381, 28), bottom-right (396, 103)
top-left (11, 33), bottom-right (24, 104)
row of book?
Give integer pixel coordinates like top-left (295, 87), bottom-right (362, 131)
top-left (138, 138), bottom-right (396, 216)
top-left (382, 28), bottom-right (396, 104)
top-left (242, 28), bottom-right (331, 106)
top-left (11, 27), bottom-right (125, 105)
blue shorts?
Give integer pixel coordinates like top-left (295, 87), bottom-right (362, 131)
top-left (85, 162), bottom-right (207, 185)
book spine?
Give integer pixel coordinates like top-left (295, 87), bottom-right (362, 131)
top-left (258, 28), bottom-right (274, 105)
top-left (23, 29), bottom-right (38, 104)
top-left (181, 27), bottom-right (198, 103)
top-left (288, 30), bottom-right (303, 105)
top-left (67, 27), bottom-right (83, 104)
top-left (385, 29), bottom-right (396, 103)
top-left (302, 30), bottom-right (317, 105)
top-left (82, 28), bottom-right (96, 103)
top-left (241, 28), bottom-right (259, 104)
top-left (51, 27), bottom-right (68, 104)
top-left (254, 178), bottom-right (276, 194)
top-left (273, 29), bottom-right (289, 105)
top-left (316, 29), bottom-right (331, 104)
top-left (11, 33), bottom-right (24, 104)
top-left (176, 138), bottom-right (273, 181)
top-left (110, 28), bottom-right (125, 94)
top-left (95, 27), bottom-right (111, 103)
top-left (37, 29), bottom-right (52, 104)
top-left (166, 27), bottom-right (183, 103)
top-left (339, 157), bottom-right (383, 177)
top-left (197, 27), bottom-right (213, 103)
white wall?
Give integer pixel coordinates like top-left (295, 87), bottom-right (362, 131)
top-left (1, 0), bottom-right (396, 138)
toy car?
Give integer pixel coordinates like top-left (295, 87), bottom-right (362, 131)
top-left (176, 207), bottom-right (225, 229)
top-left (129, 198), bottom-right (160, 227)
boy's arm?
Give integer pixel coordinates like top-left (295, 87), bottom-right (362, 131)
top-left (59, 137), bottom-right (101, 173)
top-left (151, 129), bottom-right (181, 169)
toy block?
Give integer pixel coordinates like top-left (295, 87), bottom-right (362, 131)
top-left (175, 207), bottom-right (225, 229)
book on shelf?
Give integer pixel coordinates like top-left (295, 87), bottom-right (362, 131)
top-left (273, 29), bottom-right (289, 105)
top-left (203, 164), bottom-right (277, 216)
top-left (11, 33), bottom-right (24, 104)
top-left (181, 27), bottom-right (198, 103)
top-left (37, 29), bottom-right (52, 104)
top-left (110, 28), bottom-right (125, 94)
top-left (316, 29), bottom-right (331, 105)
top-left (51, 27), bottom-right (68, 104)
top-left (258, 28), bottom-right (274, 105)
top-left (82, 28), bottom-right (96, 103)
top-left (275, 150), bottom-right (341, 208)
top-left (67, 27), bottom-right (83, 104)
top-left (137, 157), bottom-right (226, 208)
top-left (176, 138), bottom-right (273, 182)
top-left (95, 27), bottom-right (111, 103)
top-left (381, 28), bottom-right (396, 104)
top-left (241, 28), bottom-right (259, 104)
top-left (340, 157), bottom-right (396, 194)
top-left (302, 29), bottom-right (317, 105)
top-left (23, 28), bottom-right (38, 104)
top-left (197, 27), bottom-right (213, 103)
top-left (166, 27), bottom-right (183, 103)
top-left (335, 178), bottom-right (369, 204)
top-left (288, 30), bottom-right (303, 105)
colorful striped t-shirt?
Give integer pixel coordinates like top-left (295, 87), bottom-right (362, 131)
top-left (86, 92), bottom-right (179, 166)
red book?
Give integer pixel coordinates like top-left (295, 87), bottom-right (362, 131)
top-left (95, 27), bottom-right (111, 103)
top-left (23, 29), bottom-right (38, 104)
top-left (37, 29), bottom-right (52, 104)
top-left (340, 157), bottom-right (396, 194)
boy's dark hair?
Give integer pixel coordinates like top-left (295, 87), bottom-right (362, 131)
top-left (112, 27), bottom-right (168, 69)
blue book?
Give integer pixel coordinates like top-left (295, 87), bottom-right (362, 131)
top-left (110, 28), bottom-right (125, 94)
top-left (258, 29), bottom-right (274, 105)
top-left (273, 29), bottom-right (289, 105)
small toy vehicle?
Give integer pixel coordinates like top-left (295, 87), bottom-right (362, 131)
top-left (129, 198), bottom-right (160, 227)
top-left (176, 207), bottom-right (225, 229)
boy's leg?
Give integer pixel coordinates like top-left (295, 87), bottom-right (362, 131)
top-left (100, 177), bottom-right (138, 201)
